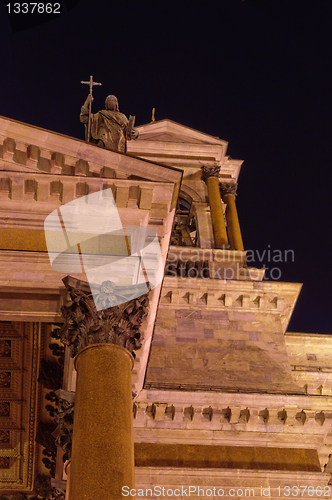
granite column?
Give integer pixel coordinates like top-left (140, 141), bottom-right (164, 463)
top-left (220, 183), bottom-right (244, 251)
top-left (57, 276), bottom-right (149, 500)
top-left (202, 166), bottom-right (229, 248)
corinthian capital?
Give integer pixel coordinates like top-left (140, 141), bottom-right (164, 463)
top-left (58, 276), bottom-right (149, 358)
top-left (219, 182), bottom-right (238, 197)
top-left (201, 165), bottom-right (221, 182)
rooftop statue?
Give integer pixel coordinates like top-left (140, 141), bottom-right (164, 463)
top-left (80, 93), bottom-right (139, 153)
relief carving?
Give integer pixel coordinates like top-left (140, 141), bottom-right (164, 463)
top-left (36, 335), bottom-right (67, 477)
top-left (35, 422), bottom-right (57, 477)
top-left (0, 457), bottom-right (9, 468)
top-left (0, 340), bottom-right (11, 357)
top-left (0, 402), bottom-right (10, 416)
top-left (0, 430), bottom-right (9, 443)
top-left (0, 372), bottom-right (11, 388)
top-left (52, 390), bottom-right (75, 462)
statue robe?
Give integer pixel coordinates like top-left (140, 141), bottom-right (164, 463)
top-left (81, 107), bottom-right (129, 153)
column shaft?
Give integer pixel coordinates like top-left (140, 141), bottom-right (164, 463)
top-left (206, 176), bottom-right (228, 248)
top-left (223, 193), bottom-right (244, 251)
top-left (69, 344), bottom-right (134, 500)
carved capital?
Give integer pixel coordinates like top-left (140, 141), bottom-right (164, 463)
top-left (219, 182), bottom-right (238, 197)
top-left (58, 276), bottom-right (149, 358)
top-left (201, 165), bottom-right (221, 182)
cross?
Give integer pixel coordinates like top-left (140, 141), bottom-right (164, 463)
top-left (81, 74), bottom-right (102, 95)
top-left (81, 75), bottom-right (102, 142)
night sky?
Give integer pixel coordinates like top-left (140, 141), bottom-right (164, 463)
top-left (0, 0), bottom-right (331, 334)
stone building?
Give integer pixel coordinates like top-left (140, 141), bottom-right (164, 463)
top-left (0, 114), bottom-right (332, 499)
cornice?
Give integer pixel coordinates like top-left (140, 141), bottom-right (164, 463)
top-left (134, 389), bottom-right (332, 471)
top-left (0, 115), bottom-right (182, 185)
top-left (160, 276), bottom-right (302, 315)
top-left (132, 120), bottom-right (229, 146)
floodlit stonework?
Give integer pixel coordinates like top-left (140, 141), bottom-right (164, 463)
top-left (0, 116), bottom-right (331, 499)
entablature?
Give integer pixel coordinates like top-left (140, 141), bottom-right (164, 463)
top-left (134, 389), bottom-right (332, 472)
top-left (0, 116), bottom-right (182, 187)
top-left (159, 276), bottom-right (301, 320)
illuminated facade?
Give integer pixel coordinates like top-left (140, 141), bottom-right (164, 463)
top-left (0, 116), bottom-right (332, 499)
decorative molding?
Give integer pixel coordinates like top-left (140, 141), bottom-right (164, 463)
top-left (27, 323), bottom-right (40, 489)
top-left (160, 287), bottom-right (286, 312)
top-left (58, 276), bottom-right (149, 358)
top-left (133, 397), bottom-right (332, 472)
top-left (134, 404), bottom-right (332, 482)
top-left (133, 390), bottom-right (332, 474)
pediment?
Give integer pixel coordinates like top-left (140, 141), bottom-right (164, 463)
top-left (134, 119), bottom-right (228, 148)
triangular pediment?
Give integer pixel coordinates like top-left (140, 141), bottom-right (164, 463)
top-left (134, 119), bottom-right (228, 148)
top-left (127, 119), bottom-right (236, 170)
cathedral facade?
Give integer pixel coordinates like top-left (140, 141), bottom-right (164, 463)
top-left (0, 115), bottom-right (331, 499)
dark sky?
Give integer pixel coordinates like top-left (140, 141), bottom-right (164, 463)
top-left (0, 0), bottom-right (331, 334)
